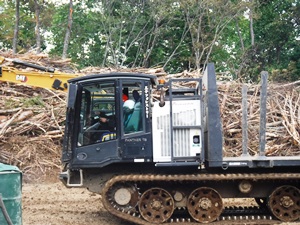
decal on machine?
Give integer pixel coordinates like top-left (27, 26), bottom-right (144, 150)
top-left (125, 138), bottom-right (147, 142)
top-left (145, 86), bottom-right (149, 118)
top-left (16, 74), bottom-right (27, 82)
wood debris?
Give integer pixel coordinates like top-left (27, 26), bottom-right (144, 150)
top-left (0, 80), bottom-right (66, 181)
top-left (218, 82), bottom-right (300, 157)
top-left (0, 52), bottom-right (299, 181)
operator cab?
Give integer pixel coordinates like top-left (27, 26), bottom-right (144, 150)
top-left (62, 73), bottom-right (157, 168)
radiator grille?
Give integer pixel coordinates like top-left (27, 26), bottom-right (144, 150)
top-left (156, 105), bottom-right (200, 158)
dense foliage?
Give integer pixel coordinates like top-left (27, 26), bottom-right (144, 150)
top-left (0, 0), bottom-right (299, 81)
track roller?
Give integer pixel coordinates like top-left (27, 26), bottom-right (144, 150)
top-left (268, 185), bottom-right (300, 222)
top-left (109, 183), bottom-right (139, 212)
top-left (138, 187), bottom-right (175, 223)
top-left (187, 187), bottom-right (223, 223)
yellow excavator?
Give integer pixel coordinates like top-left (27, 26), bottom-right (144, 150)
top-left (0, 56), bottom-right (81, 91)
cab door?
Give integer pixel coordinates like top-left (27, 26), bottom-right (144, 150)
top-left (73, 80), bottom-right (121, 166)
top-left (119, 80), bottom-right (153, 162)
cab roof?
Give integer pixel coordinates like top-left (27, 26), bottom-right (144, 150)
top-left (68, 72), bottom-right (158, 86)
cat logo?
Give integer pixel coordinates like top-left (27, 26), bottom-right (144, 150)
top-left (16, 74), bottom-right (27, 82)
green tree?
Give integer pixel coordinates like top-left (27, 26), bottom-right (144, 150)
top-left (0, 1), bottom-right (14, 49)
top-left (181, 0), bottom-right (248, 72)
top-left (245, 0), bottom-right (300, 81)
top-left (1, 0), bottom-right (298, 81)
top-left (0, 0), bottom-right (55, 52)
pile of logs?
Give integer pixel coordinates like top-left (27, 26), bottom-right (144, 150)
top-left (0, 52), bottom-right (299, 181)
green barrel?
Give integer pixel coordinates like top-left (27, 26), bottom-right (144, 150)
top-left (0, 163), bottom-right (22, 225)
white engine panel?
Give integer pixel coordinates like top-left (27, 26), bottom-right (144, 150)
top-left (152, 100), bottom-right (202, 162)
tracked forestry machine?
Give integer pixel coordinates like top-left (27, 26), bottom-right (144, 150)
top-left (1, 59), bottom-right (300, 224)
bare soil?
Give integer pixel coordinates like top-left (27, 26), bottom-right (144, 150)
top-left (22, 181), bottom-right (129, 225)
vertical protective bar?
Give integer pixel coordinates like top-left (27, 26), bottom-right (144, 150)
top-left (169, 79), bottom-right (174, 161)
top-left (203, 63), bottom-right (223, 164)
top-left (259, 71), bottom-right (268, 156)
top-left (242, 85), bottom-right (249, 156)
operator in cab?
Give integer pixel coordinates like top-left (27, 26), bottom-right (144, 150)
top-left (84, 112), bottom-right (116, 143)
top-left (88, 112), bottom-right (115, 132)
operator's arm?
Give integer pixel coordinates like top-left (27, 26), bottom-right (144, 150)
top-left (85, 122), bottom-right (100, 132)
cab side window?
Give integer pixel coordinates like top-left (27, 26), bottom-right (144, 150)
top-left (122, 82), bottom-right (143, 134)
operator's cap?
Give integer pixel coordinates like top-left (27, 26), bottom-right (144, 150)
top-left (99, 112), bottom-right (108, 118)
top-left (122, 94), bottom-right (128, 102)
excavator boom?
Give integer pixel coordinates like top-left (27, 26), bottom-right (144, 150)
top-left (0, 57), bottom-right (81, 92)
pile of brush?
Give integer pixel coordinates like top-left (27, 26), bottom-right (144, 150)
top-left (0, 52), bottom-right (299, 181)
top-left (218, 81), bottom-right (300, 157)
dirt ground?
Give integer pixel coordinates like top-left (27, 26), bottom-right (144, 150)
top-left (22, 181), bottom-right (129, 225)
top-left (22, 179), bottom-right (296, 225)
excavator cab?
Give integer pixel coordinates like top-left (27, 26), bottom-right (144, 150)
top-left (61, 73), bottom-right (157, 169)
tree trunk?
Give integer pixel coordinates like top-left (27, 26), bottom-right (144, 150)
top-left (13, 0), bottom-right (20, 54)
top-left (235, 18), bottom-right (245, 51)
top-left (249, 0), bottom-right (255, 47)
top-left (62, 0), bottom-right (73, 59)
top-left (34, 0), bottom-right (41, 54)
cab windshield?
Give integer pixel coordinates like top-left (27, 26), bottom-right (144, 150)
top-left (77, 80), bottom-right (144, 147)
